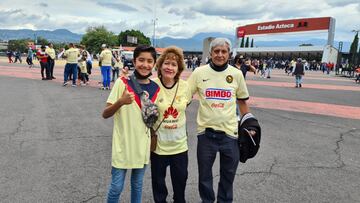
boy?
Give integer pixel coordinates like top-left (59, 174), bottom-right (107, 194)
top-left (102, 45), bottom-right (160, 203)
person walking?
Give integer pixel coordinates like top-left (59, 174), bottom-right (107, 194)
top-left (6, 50), bottom-right (13, 63)
top-left (14, 50), bottom-right (22, 63)
top-left (292, 58), bottom-right (305, 88)
top-left (26, 47), bottom-right (34, 68)
top-left (62, 43), bottom-right (80, 87)
top-left (99, 44), bottom-right (113, 90)
top-left (187, 38), bottom-right (257, 203)
top-left (102, 45), bottom-right (160, 203)
top-left (111, 53), bottom-right (123, 82)
top-left (151, 46), bottom-right (190, 203)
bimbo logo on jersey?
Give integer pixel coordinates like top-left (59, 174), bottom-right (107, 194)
top-left (205, 88), bottom-right (232, 100)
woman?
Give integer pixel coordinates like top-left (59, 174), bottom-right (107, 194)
top-left (151, 46), bottom-right (191, 203)
top-left (102, 45), bottom-right (160, 203)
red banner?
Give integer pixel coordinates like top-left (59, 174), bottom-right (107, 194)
top-left (236, 17), bottom-right (331, 38)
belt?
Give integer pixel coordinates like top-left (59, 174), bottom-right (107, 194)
top-left (205, 128), bottom-right (225, 134)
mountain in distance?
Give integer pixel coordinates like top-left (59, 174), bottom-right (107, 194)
top-left (157, 32), bottom-right (350, 52)
top-left (0, 29), bottom-right (82, 43)
top-left (0, 29), bottom-right (350, 52)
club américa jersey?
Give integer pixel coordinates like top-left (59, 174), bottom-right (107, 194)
top-left (187, 64), bottom-right (249, 138)
top-left (107, 77), bottom-right (160, 168)
top-left (153, 78), bottom-right (191, 155)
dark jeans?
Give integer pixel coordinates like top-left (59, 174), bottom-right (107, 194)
top-left (151, 151), bottom-right (188, 203)
top-left (112, 67), bottom-right (119, 81)
top-left (48, 58), bottom-right (55, 78)
top-left (40, 61), bottom-right (50, 79)
top-left (86, 61), bottom-right (92, 75)
top-left (81, 73), bottom-right (88, 82)
top-left (64, 63), bottom-right (78, 85)
top-left (197, 130), bottom-right (239, 203)
top-left (26, 57), bottom-right (33, 65)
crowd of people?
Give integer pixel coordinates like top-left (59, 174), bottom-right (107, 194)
top-left (6, 37), bottom-right (359, 202)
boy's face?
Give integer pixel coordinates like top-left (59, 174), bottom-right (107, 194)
top-left (133, 52), bottom-right (155, 76)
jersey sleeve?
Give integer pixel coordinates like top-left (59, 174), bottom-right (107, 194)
top-left (236, 72), bottom-right (250, 100)
top-left (107, 78), bottom-right (125, 104)
top-left (186, 70), bottom-right (198, 100)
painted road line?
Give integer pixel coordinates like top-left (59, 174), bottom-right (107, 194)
top-left (249, 96), bottom-right (360, 120)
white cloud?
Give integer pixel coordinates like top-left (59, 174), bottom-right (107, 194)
top-left (0, 0), bottom-right (358, 43)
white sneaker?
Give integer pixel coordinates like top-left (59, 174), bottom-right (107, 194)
top-left (71, 84), bottom-right (76, 87)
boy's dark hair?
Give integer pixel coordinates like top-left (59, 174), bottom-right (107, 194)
top-left (133, 45), bottom-right (157, 62)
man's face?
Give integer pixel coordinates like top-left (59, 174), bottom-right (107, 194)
top-left (210, 44), bottom-right (229, 66)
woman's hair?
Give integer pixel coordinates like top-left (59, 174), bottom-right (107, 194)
top-left (156, 46), bottom-right (185, 81)
top-left (133, 45), bottom-right (157, 61)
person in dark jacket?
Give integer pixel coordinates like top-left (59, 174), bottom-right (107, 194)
top-left (292, 58), bottom-right (305, 88)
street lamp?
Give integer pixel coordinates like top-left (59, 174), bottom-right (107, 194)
top-left (152, 18), bottom-right (158, 47)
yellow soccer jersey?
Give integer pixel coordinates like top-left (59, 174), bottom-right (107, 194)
top-left (187, 64), bottom-right (249, 138)
top-left (100, 49), bottom-right (113, 66)
top-left (153, 78), bottom-right (191, 155)
top-left (64, 48), bottom-right (79, 64)
top-left (79, 61), bottom-right (87, 73)
top-left (45, 47), bottom-right (56, 60)
top-left (107, 77), bottom-right (160, 169)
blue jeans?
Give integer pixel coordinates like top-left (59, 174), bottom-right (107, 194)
top-left (107, 166), bottom-right (147, 203)
top-left (64, 63), bottom-right (77, 85)
top-left (295, 75), bottom-right (303, 86)
top-left (101, 66), bottom-right (111, 88)
top-left (197, 129), bottom-right (239, 203)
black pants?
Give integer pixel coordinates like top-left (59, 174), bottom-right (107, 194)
top-left (26, 57), bottom-right (33, 65)
top-left (151, 151), bottom-right (188, 203)
top-left (48, 58), bottom-right (55, 78)
top-left (197, 130), bottom-right (239, 203)
top-left (40, 62), bottom-right (50, 79)
top-left (81, 73), bottom-right (89, 82)
top-left (86, 61), bottom-right (92, 75)
top-left (112, 67), bottom-right (119, 81)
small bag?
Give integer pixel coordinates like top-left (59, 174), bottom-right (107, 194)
top-left (150, 128), bottom-right (157, 152)
top-left (130, 75), bottom-right (159, 128)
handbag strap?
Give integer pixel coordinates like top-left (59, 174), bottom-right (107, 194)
top-left (153, 80), bottom-right (179, 132)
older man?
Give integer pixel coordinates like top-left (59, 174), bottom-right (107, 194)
top-left (187, 38), bottom-right (254, 203)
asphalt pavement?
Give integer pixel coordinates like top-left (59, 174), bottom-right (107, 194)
top-left (0, 61), bottom-right (359, 202)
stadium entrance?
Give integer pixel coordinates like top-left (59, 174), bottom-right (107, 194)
top-left (233, 17), bottom-right (337, 64)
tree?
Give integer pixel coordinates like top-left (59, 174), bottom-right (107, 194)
top-left (118, 29), bottom-right (151, 46)
top-left (8, 39), bottom-right (29, 53)
top-left (37, 36), bottom-right (49, 46)
top-left (349, 32), bottom-right (359, 66)
top-left (245, 37), bottom-right (249, 47)
top-left (81, 26), bottom-right (117, 54)
top-left (240, 37), bottom-right (244, 48)
top-left (250, 38), bottom-right (254, 47)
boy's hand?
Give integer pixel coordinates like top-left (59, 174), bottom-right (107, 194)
top-left (121, 87), bottom-right (134, 105)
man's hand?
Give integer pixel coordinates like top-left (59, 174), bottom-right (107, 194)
top-left (121, 87), bottom-right (134, 105)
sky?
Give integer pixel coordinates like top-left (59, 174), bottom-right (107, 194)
top-left (0, 0), bottom-right (359, 42)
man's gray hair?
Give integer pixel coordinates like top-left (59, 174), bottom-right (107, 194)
top-left (209, 38), bottom-right (232, 52)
